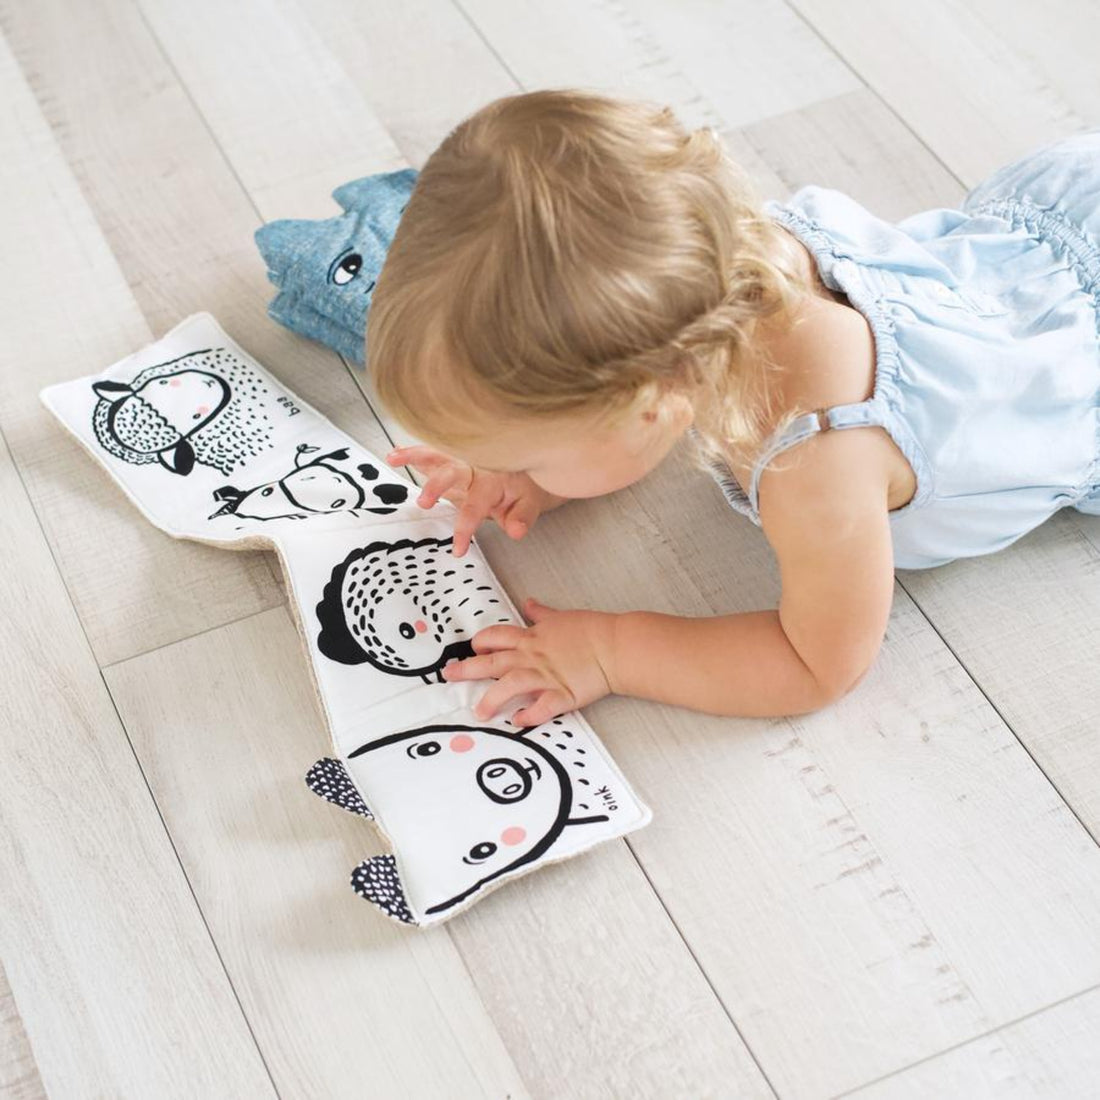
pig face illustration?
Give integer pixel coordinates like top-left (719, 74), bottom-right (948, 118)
top-left (209, 443), bottom-right (410, 521)
top-left (315, 535), bottom-right (513, 680)
top-left (91, 348), bottom-right (273, 475)
top-left (306, 720), bottom-right (614, 924)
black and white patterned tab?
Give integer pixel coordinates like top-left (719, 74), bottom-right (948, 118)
top-left (304, 757), bottom-right (373, 819)
top-left (351, 855), bottom-right (416, 925)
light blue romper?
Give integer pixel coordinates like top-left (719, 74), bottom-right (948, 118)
top-left (699, 128), bottom-right (1100, 570)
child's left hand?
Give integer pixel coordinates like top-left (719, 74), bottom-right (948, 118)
top-left (441, 597), bottom-right (618, 727)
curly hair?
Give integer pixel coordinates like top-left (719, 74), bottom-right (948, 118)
top-left (365, 88), bottom-right (816, 476)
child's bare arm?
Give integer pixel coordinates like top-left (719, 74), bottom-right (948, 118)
top-left (608, 430), bottom-right (896, 717)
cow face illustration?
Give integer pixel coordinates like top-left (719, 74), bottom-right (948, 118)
top-left (210, 444), bottom-right (410, 521)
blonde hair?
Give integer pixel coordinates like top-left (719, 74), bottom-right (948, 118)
top-left (366, 88), bottom-right (816, 477)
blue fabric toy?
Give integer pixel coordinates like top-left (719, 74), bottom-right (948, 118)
top-left (254, 167), bottom-right (419, 365)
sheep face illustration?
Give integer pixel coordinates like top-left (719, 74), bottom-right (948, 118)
top-left (91, 348), bottom-right (273, 476)
top-left (210, 444), bottom-right (410, 521)
top-left (93, 369), bottom-right (229, 474)
top-left (315, 536), bottom-right (513, 680)
top-left (306, 720), bottom-right (613, 924)
top-left (254, 168), bottom-right (417, 365)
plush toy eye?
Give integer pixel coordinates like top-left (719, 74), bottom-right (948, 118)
top-left (467, 841), bottom-right (497, 863)
top-left (330, 252), bottom-right (363, 285)
top-left (330, 498), bottom-right (346, 508)
top-left (398, 621), bottom-right (416, 639)
top-left (261, 486), bottom-right (275, 497)
top-left (412, 741), bottom-right (440, 757)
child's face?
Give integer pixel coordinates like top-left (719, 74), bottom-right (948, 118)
top-left (442, 391), bottom-right (695, 499)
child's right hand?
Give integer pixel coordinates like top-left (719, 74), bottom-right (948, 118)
top-left (385, 444), bottom-right (564, 557)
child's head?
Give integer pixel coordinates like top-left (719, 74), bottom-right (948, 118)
top-left (366, 88), bottom-right (813, 495)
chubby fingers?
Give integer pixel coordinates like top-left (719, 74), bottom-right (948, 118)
top-left (511, 688), bottom-right (575, 727)
top-left (499, 495), bottom-right (539, 539)
top-left (469, 624), bottom-right (528, 652)
top-left (418, 465), bottom-right (470, 510)
top-left (441, 648), bottom-right (523, 682)
top-left (471, 668), bottom-right (553, 720)
top-left (385, 444), bottom-right (448, 469)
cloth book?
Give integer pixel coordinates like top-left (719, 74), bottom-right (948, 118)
top-left (39, 311), bottom-right (652, 928)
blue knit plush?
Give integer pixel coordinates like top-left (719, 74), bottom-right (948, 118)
top-left (254, 167), bottom-right (418, 365)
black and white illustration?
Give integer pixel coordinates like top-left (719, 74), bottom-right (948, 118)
top-left (315, 535), bottom-right (514, 679)
top-left (307, 718), bottom-right (624, 925)
top-left (209, 443), bottom-right (411, 521)
top-left (41, 310), bottom-right (652, 929)
top-left (90, 347), bottom-right (273, 475)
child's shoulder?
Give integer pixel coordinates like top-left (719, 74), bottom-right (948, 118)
top-left (725, 234), bottom-right (918, 517)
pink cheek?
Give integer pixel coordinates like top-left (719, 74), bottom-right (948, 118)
top-left (449, 734), bottom-right (474, 752)
top-left (195, 404), bottom-right (210, 417)
top-left (501, 826), bottom-right (526, 846)
top-left (169, 379), bottom-right (181, 387)
top-left (414, 620), bottom-right (427, 633)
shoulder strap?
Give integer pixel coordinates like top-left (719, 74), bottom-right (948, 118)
top-left (748, 401), bottom-right (884, 516)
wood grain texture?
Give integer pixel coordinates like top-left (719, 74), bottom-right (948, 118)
top-left (847, 984), bottom-right (1100, 1098)
top-left (0, 962), bottom-right (46, 1100)
top-left (0, 430), bottom-right (273, 1098)
top-left (4, 0), bottom-right (1100, 1095)
top-left (105, 606), bottom-right (770, 1099)
top-left (787, 0), bottom-right (1099, 182)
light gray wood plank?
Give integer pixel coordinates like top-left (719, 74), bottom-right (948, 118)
top-left (725, 87), bottom-right (967, 218)
top-left (603, 0), bottom-right (860, 129)
top-left (0, 11), bottom-right (285, 667)
top-left (788, 0), bottom-right (1099, 183)
top-left (0, 962), bottom-right (46, 1100)
top-left (898, 515), bottom-right (1100, 842)
top-left (289, 0), bottom-right (519, 169)
top-left (105, 606), bottom-right (770, 1099)
top-left (0, 429), bottom-right (274, 1098)
top-left (847, 984), bottom-right (1100, 1098)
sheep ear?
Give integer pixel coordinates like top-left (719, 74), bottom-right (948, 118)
top-left (351, 855), bottom-right (417, 926)
top-left (92, 380), bottom-right (132, 402)
top-left (159, 440), bottom-right (195, 476)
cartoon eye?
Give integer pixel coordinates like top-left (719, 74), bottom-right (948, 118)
top-left (398, 621), bottom-right (416, 639)
top-left (466, 841), bottom-right (497, 864)
top-left (159, 379), bottom-right (168, 385)
top-left (192, 412), bottom-right (203, 420)
top-left (410, 741), bottom-right (440, 758)
top-left (329, 251), bottom-right (363, 285)
top-left (330, 498), bottom-right (346, 508)
top-left (261, 487), bottom-right (275, 497)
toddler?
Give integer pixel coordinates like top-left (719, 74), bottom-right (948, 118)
top-left (367, 89), bottom-right (1100, 726)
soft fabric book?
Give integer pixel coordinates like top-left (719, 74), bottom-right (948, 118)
top-left (39, 311), bottom-right (652, 928)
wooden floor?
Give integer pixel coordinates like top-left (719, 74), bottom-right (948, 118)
top-left (2, 1), bottom-right (1099, 1097)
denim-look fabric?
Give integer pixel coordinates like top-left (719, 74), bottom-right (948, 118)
top-left (698, 128), bottom-right (1100, 570)
top-left (254, 168), bottom-right (418, 365)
